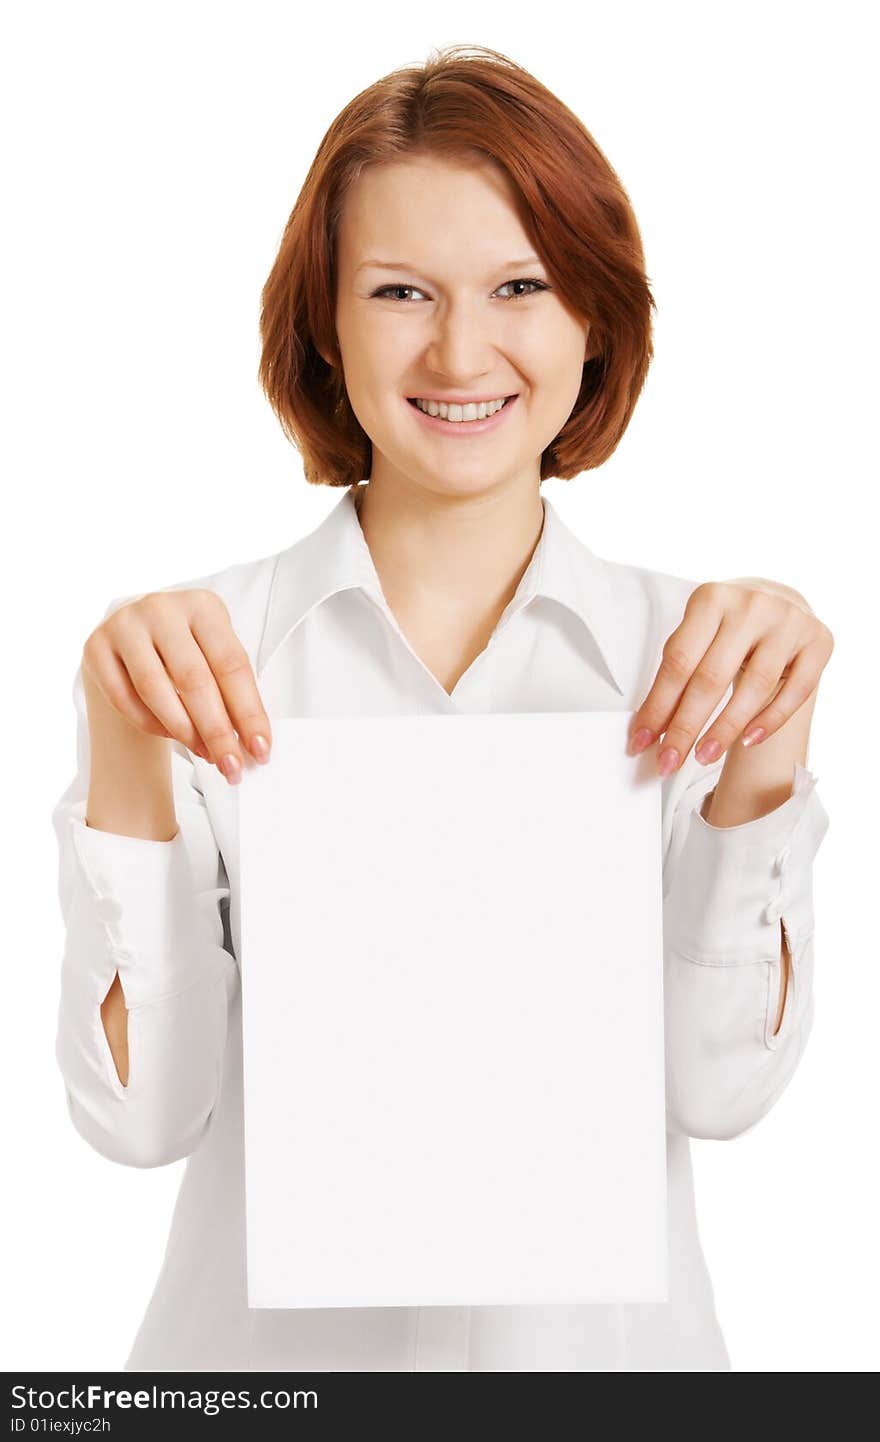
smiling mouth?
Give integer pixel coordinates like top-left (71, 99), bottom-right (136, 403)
top-left (406, 395), bottom-right (518, 423)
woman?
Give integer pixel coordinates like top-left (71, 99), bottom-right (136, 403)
top-left (51, 44), bottom-right (832, 1371)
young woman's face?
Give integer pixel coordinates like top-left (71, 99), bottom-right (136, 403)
top-left (333, 154), bottom-right (594, 502)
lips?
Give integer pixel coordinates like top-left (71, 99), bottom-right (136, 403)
top-left (406, 395), bottom-right (517, 409)
top-left (405, 392), bottom-right (520, 436)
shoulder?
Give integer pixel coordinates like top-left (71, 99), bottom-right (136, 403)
top-left (166, 549), bottom-right (283, 666)
top-left (102, 548), bottom-right (282, 669)
top-left (598, 552), bottom-right (704, 680)
top-left (604, 554), bottom-right (701, 624)
top-left (168, 548), bottom-right (279, 615)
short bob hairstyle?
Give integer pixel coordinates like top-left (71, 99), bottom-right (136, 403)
top-left (258, 44), bottom-right (655, 488)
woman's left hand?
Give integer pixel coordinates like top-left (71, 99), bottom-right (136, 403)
top-left (627, 578), bottom-right (835, 776)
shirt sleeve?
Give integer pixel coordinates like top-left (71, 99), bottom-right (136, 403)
top-left (51, 611), bottom-right (238, 1169)
top-left (660, 745), bottom-right (830, 1141)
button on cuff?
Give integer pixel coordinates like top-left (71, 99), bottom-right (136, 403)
top-left (664, 763), bottom-right (829, 964)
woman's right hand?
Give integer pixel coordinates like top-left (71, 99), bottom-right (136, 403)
top-left (81, 589), bottom-right (272, 785)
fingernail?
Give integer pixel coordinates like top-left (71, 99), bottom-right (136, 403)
top-left (695, 738), bottom-right (721, 764)
top-left (219, 753), bottom-right (242, 784)
top-left (742, 727), bottom-right (766, 747)
top-left (251, 734), bottom-right (270, 763)
top-left (658, 747), bottom-right (680, 777)
top-left (628, 727), bottom-right (655, 756)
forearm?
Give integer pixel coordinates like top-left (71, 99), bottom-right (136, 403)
top-left (664, 742), bottom-right (829, 1137)
top-left (83, 670), bottom-right (178, 843)
top-left (702, 685), bottom-right (819, 1040)
top-left (661, 578), bottom-right (830, 1138)
top-left (704, 687), bottom-right (817, 829)
top-left (83, 672), bottom-right (179, 1084)
top-left (55, 767), bottom-right (236, 1163)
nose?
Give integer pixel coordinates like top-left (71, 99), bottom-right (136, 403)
top-left (425, 298), bottom-right (496, 384)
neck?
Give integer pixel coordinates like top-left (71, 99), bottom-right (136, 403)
top-left (353, 477), bottom-right (545, 630)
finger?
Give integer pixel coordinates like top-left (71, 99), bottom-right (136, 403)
top-left (85, 629), bottom-right (212, 759)
top-left (188, 603), bottom-right (272, 764)
top-left (693, 635), bottom-right (797, 763)
top-left (728, 635), bottom-right (829, 749)
top-left (656, 623), bottom-right (760, 774)
top-left (83, 633), bottom-right (173, 738)
top-left (627, 590), bottom-right (724, 755)
top-left (144, 620), bottom-right (253, 784)
top-left (111, 623), bottom-right (217, 762)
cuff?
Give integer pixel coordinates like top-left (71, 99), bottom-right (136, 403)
top-left (67, 802), bottom-right (231, 1008)
top-left (663, 761), bottom-right (830, 965)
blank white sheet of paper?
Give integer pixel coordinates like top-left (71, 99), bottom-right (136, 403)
top-left (238, 709), bottom-right (667, 1309)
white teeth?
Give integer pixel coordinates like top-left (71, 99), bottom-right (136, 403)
top-left (412, 396), bottom-right (509, 422)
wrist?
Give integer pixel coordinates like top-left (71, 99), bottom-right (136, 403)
top-left (83, 671), bottom-right (176, 841)
top-left (704, 691), bottom-right (816, 828)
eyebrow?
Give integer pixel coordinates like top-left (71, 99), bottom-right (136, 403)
top-left (355, 256), bottom-right (545, 274)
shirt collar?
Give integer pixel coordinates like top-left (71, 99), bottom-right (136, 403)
top-left (257, 486), bottom-right (626, 693)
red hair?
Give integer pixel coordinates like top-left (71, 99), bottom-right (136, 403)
top-left (258, 44), bottom-right (655, 487)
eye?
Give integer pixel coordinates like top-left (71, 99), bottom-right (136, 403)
top-left (369, 278), bottom-right (550, 303)
top-left (495, 278), bottom-right (549, 300)
top-left (370, 285), bottom-right (427, 303)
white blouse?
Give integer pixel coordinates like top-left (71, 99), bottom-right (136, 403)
top-left (51, 485), bottom-right (830, 1372)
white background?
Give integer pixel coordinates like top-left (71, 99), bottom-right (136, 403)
top-left (3, 0), bottom-right (876, 1372)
